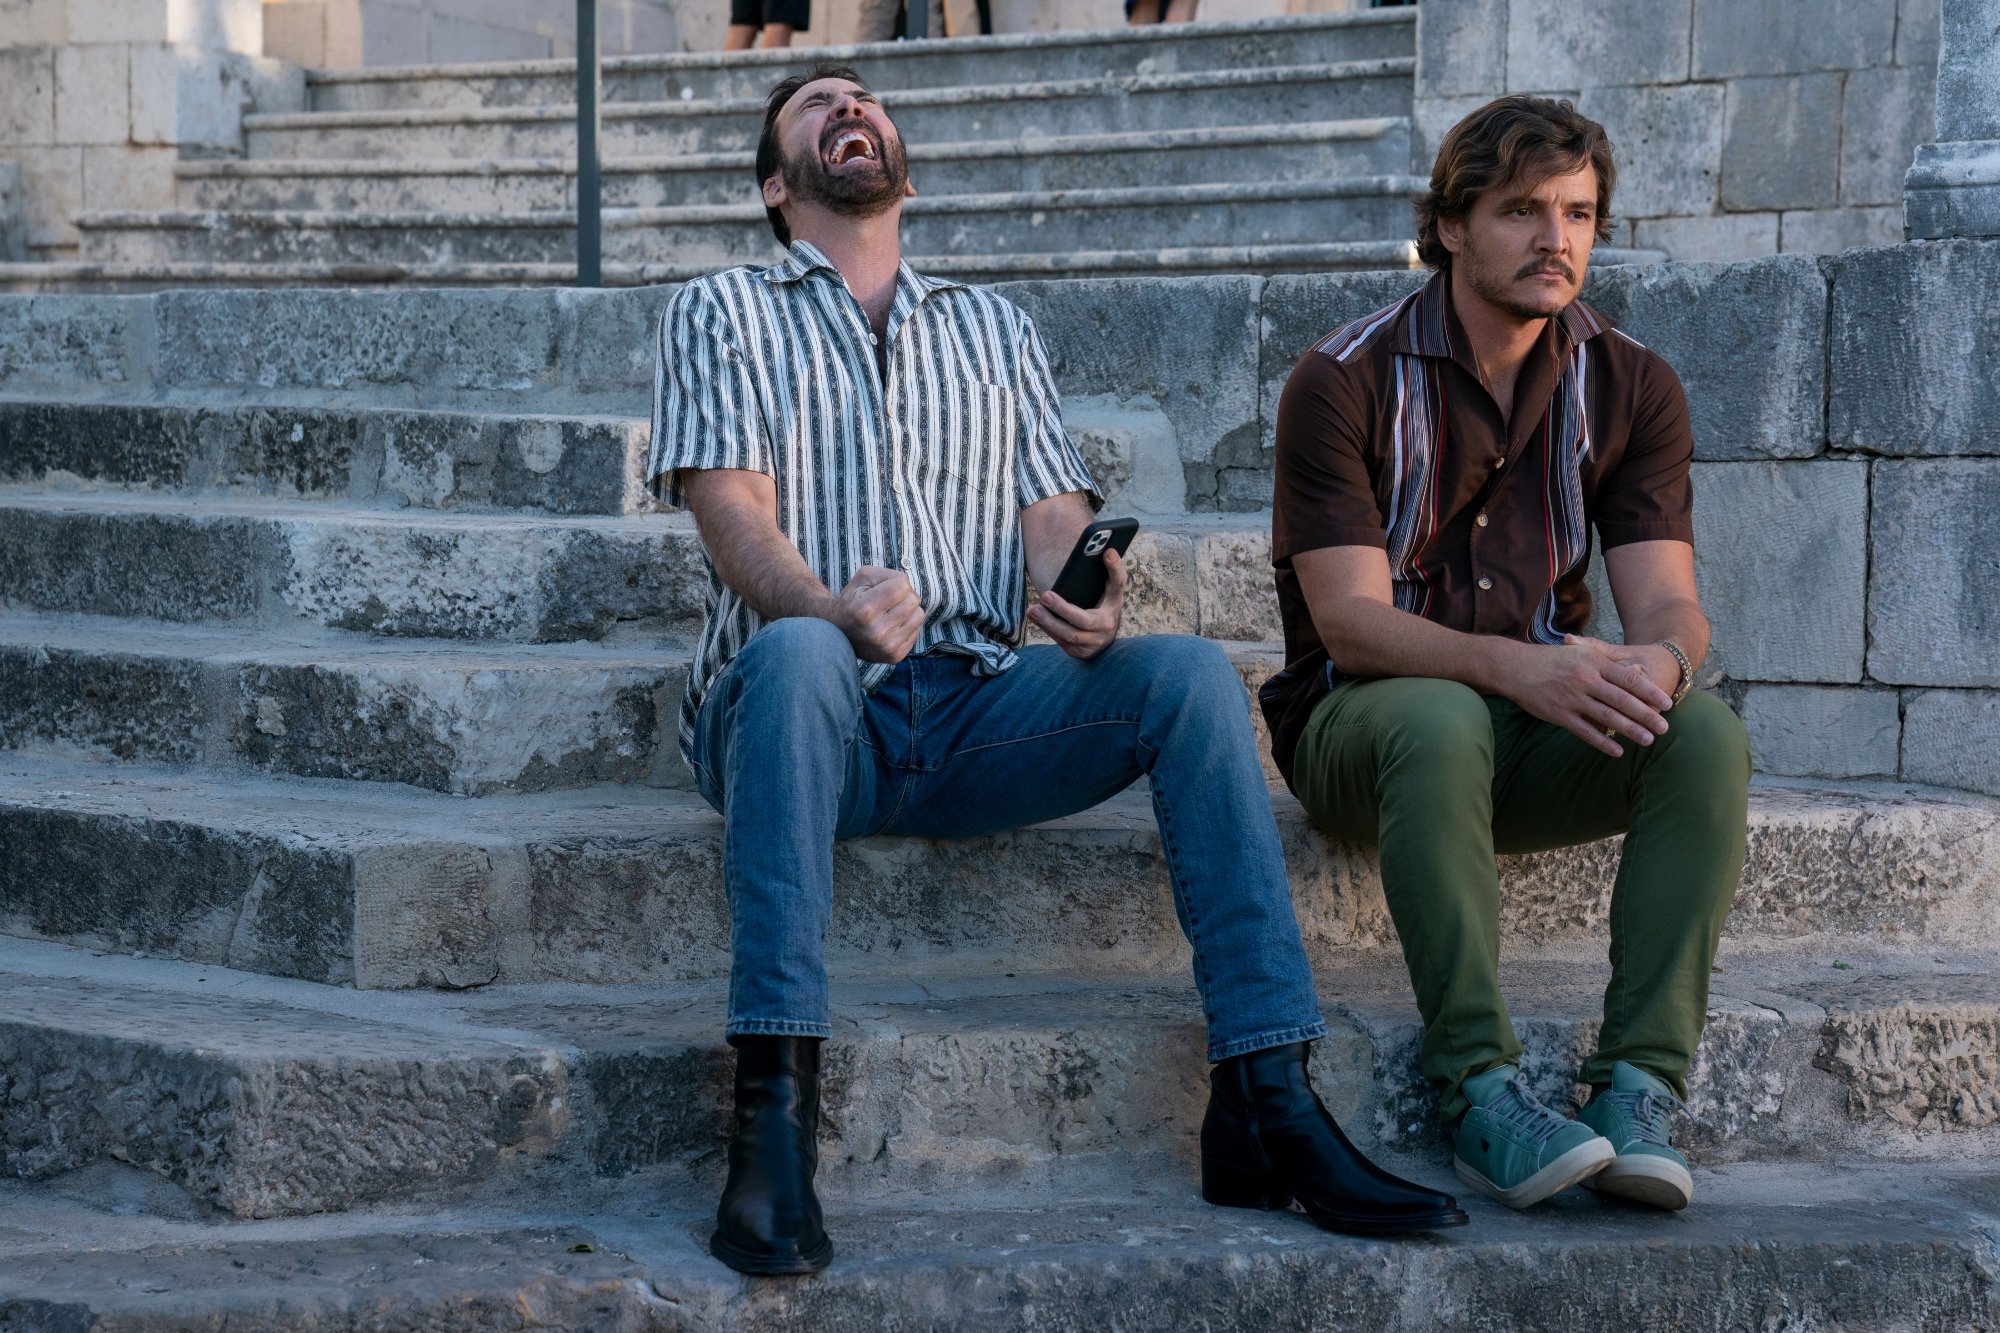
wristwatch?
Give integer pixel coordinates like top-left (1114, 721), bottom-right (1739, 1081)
top-left (1655, 640), bottom-right (1694, 707)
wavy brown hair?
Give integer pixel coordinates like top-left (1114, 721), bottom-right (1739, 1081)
top-left (1414, 95), bottom-right (1617, 270)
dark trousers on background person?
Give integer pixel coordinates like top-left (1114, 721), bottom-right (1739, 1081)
top-left (1290, 677), bottom-right (1750, 1124)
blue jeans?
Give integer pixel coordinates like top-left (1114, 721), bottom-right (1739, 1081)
top-left (687, 617), bottom-right (1326, 1062)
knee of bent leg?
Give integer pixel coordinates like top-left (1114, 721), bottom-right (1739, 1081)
top-left (1653, 689), bottom-right (1752, 783)
top-left (727, 617), bottom-right (861, 701)
top-left (1374, 679), bottom-right (1494, 768)
top-left (1125, 634), bottom-right (1242, 706)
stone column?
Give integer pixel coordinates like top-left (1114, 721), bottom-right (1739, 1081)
top-left (1904, 0), bottom-right (2000, 238)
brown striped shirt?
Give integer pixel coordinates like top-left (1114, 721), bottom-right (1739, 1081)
top-left (1261, 268), bottom-right (1696, 786)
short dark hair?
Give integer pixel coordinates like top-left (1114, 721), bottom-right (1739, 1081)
top-left (756, 63), bottom-right (867, 246)
top-left (1414, 95), bottom-right (1617, 269)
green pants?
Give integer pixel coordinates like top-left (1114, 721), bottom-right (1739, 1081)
top-left (1293, 677), bottom-right (1750, 1123)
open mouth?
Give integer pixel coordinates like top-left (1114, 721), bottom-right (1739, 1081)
top-left (826, 127), bottom-right (879, 167)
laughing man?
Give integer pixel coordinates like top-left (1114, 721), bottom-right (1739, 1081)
top-left (647, 64), bottom-right (1469, 1276)
top-left (1264, 96), bottom-right (1751, 1213)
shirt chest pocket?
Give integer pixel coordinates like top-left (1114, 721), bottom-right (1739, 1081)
top-left (923, 381), bottom-right (1017, 523)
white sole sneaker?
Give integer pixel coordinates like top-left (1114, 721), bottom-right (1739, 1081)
top-left (1454, 1137), bottom-right (1616, 1210)
top-left (1587, 1153), bottom-right (1694, 1210)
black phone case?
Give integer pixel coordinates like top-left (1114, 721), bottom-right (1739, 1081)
top-left (1049, 518), bottom-right (1139, 608)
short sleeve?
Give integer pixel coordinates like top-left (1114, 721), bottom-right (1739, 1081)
top-left (1012, 311), bottom-right (1103, 509)
top-left (1271, 350), bottom-right (1389, 563)
top-left (1594, 352), bottom-right (1696, 550)
top-left (645, 282), bottom-right (776, 509)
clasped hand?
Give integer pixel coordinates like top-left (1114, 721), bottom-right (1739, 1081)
top-left (1508, 633), bottom-right (1678, 758)
top-left (829, 566), bottom-right (925, 663)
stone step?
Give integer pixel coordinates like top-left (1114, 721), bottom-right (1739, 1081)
top-left (0, 490), bottom-right (708, 643)
top-left (0, 397), bottom-right (656, 516)
top-left (243, 60), bottom-right (1415, 162)
top-left (304, 11), bottom-right (1416, 113)
top-left (0, 937), bottom-right (1996, 1222)
top-left (177, 119), bottom-right (1413, 213)
top-left (78, 176), bottom-right (1429, 270)
top-left (0, 610), bottom-right (686, 795)
top-left (0, 753), bottom-right (1991, 989)
top-left (0, 243), bottom-right (1670, 293)
top-left (1, 1164), bottom-right (1995, 1330)
top-left (0, 491), bottom-right (1276, 642)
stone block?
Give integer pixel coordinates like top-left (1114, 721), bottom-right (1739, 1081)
top-left (0, 295), bottom-right (140, 390)
top-left (0, 803), bottom-right (357, 983)
top-left (154, 288), bottom-right (565, 397)
top-left (1574, 83), bottom-right (1725, 219)
top-left (0, 978), bottom-right (563, 1217)
top-left (0, 47), bottom-right (56, 146)
top-left (1691, 461), bottom-right (1867, 684)
top-left (129, 43), bottom-right (258, 150)
top-left (1840, 64), bottom-right (1938, 207)
top-left (558, 284), bottom-right (679, 401)
top-left (1412, 92), bottom-right (1498, 176)
top-left (1693, 0), bottom-right (1897, 78)
top-left (0, 0), bottom-right (69, 45)
top-left (1869, 459), bottom-right (2000, 686)
top-left (1062, 397), bottom-right (1187, 516)
top-left (1632, 213), bottom-right (1780, 263)
top-left (1580, 254), bottom-right (1827, 460)
top-left (65, 0), bottom-right (261, 51)
top-left (1829, 240), bottom-right (2000, 455)
top-left (1902, 689), bottom-right (2000, 794)
top-left (0, 643), bottom-right (205, 765)
top-left (358, 0), bottom-right (428, 66)
top-left (11, 146), bottom-right (82, 250)
top-left (0, 161), bottom-right (22, 262)
top-left (1258, 268), bottom-right (1429, 449)
top-left (1722, 74), bottom-right (1843, 212)
top-left (81, 144), bottom-right (176, 212)
top-left (996, 277), bottom-right (1263, 513)
top-left (261, 0), bottom-right (327, 65)
top-left (1194, 528), bottom-right (1280, 642)
top-left (1506, 0), bottom-right (1691, 90)
top-left (1817, 998), bottom-right (2000, 1133)
top-left (1903, 139), bottom-right (2000, 240)
top-left (1740, 684), bottom-right (1901, 778)
top-left (1415, 0), bottom-right (1506, 99)
top-left (430, 13), bottom-right (551, 62)
top-left (1117, 530), bottom-right (1196, 637)
top-left (1934, 0), bottom-right (2000, 143)
top-left (53, 43), bottom-right (126, 145)
top-left (1781, 206), bottom-right (1904, 253)
top-left (1896, 0), bottom-right (1941, 66)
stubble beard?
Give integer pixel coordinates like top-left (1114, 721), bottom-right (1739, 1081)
top-left (1458, 235), bottom-right (1581, 321)
top-left (781, 117), bottom-right (909, 222)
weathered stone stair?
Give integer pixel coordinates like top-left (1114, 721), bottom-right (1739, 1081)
top-left (3, 260), bottom-right (1999, 1326)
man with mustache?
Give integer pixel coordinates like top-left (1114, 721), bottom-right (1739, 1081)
top-left (1265, 95), bottom-right (1750, 1213)
top-left (647, 65), bottom-right (1468, 1277)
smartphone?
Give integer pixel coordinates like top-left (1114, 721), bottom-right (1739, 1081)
top-left (1048, 517), bottom-right (1139, 609)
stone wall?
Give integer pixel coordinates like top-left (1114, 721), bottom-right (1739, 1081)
top-left (5, 239), bottom-right (1989, 790)
top-left (258, 0), bottom-right (1379, 65)
top-left (0, 0), bottom-right (302, 259)
top-left (1415, 0), bottom-right (1939, 262)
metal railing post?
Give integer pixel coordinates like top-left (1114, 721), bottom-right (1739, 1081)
top-left (576, 0), bottom-right (603, 287)
top-left (905, 0), bottom-right (927, 39)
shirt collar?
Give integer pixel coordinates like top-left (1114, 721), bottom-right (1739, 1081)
top-left (1391, 266), bottom-right (1610, 362)
top-left (762, 239), bottom-right (965, 302)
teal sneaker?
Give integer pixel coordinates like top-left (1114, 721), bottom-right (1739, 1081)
top-left (1453, 1065), bottom-right (1614, 1209)
top-left (1577, 1061), bottom-right (1694, 1210)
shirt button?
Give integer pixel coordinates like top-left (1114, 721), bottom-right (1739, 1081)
top-left (898, 553), bottom-right (914, 571)
top-left (1475, 513), bottom-right (1489, 527)
top-left (1477, 577), bottom-right (1494, 591)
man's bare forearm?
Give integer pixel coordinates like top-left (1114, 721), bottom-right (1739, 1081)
top-left (682, 471), bottom-right (836, 623)
top-left (1314, 594), bottom-right (1530, 695)
top-left (1619, 595), bottom-right (1710, 669)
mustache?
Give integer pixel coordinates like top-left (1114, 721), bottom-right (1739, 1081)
top-left (1515, 258), bottom-right (1575, 281)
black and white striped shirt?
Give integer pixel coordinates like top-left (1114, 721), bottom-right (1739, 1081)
top-left (648, 240), bottom-right (1102, 761)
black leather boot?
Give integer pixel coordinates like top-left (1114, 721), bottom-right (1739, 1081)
top-left (710, 1035), bottom-right (833, 1275)
top-left (1202, 1041), bottom-right (1470, 1235)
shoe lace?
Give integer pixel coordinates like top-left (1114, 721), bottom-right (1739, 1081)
top-left (1603, 1087), bottom-right (1685, 1146)
top-left (1486, 1074), bottom-right (1570, 1146)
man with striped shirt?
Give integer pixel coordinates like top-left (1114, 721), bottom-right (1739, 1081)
top-left (1266, 96), bottom-right (1751, 1215)
top-left (649, 64), bottom-right (1467, 1277)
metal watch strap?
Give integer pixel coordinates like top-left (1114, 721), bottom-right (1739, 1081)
top-left (1655, 639), bottom-right (1694, 706)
